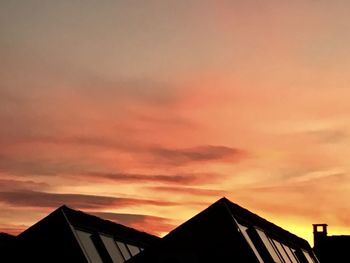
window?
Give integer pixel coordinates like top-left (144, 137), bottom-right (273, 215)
top-left (75, 230), bottom-right (104, 263)
top-left (283, 245), bottom-right (300, 263)
top-left (291, 248), bottom-right (303, 263)
top-left (256, 229), bottom-right (284, 263)
top-left (271, 239), bottom-right (292, 263)
top-left (127, 244), bottom-right (141, 256)
top-left (310, 251), bottom-right (320, 263)
top-left (116, 241), bottom-right (131, 260)
top-left (100, 234), bottom-right (124, 263)
top-left (237, 223), bottom-right (264, 263)
top-left (302, 250), bottom-right (317, 263)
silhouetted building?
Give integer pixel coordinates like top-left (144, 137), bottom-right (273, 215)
top-left (313, 224), bottom-right (350, 262)
top-left (1, 199), bottom-right (320, 263)
top-left (7, 205), bottom-right (159, 262)
top-left (0, 232), bottom-right (16, 247)
top-left (0, 232), bottom-right (16, 262)
top-left (128, 198), bottom-right (319, 263)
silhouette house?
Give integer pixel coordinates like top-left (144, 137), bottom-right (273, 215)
top-left (1, 198), bottom-right (320, 263)
top-left (6, 205), bottom-right (160, 262)
top-left (0, 232), bottom-right (16, 261)
top-left (313, 224), bottom-right (350, 263)
top-left (127, 198), bottom-right (319, 263)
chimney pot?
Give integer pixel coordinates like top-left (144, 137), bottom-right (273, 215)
top-left (313, 224), bottom-right (328, 248)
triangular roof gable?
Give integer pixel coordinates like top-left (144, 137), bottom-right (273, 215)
top-left (61, 205), bottom-right (159, 247)
top-left (128, 198), bottom-right (319, 263)
top-left (221, 198), bottom-right (320, 263)
top-left (221, 198), bottom-right (310, 249)
top-left (162, 197), bottom-right (310, 248)
top-left (128, 198), bottom-right (261, 263)
top-left (16, 205), bottom-right (160, 262)
top-left (18, 205), bottom-right (159, 247)
top-left (17, 205), bottom-right (87, 262)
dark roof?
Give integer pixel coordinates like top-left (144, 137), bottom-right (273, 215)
top-left (314, 234), bottom-right (350, 262)
top-left (0, 232), bottom-right (17, 262)
top-left (0, 232), bottom-right (15, 239)
top-left (60, 205), bottom-right (160, 246)
top-left (127, 197), bottom-right (316, 263)
top-left (18, 205), bottom-right (159, 247)
top-left (165, 197), bottom-right (310, 249)
top-left (222, 197), bottom-right (310, 248)
top-left (0, 232), bottom-right (16, 245)
top-left (326, 235), bottom-right (350, 241)
top-left (15, 205), bottom-right (160, 263)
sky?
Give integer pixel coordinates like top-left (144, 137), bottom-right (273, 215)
top-left (1, 0), bottom-right (350, 244)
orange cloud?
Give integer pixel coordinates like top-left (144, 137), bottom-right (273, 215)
top-left (1, 0), bottom-right (350, 243)
top-left (91, 212), bottom-right (177, 237)
top-left (0, 190), bottom-right (179, 210)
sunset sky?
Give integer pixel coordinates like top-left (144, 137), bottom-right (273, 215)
top-left (1, 0), bottom-right (350, 244)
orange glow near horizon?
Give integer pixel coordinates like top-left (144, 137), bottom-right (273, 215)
top-left (1, 1), bottom-right (350, 245)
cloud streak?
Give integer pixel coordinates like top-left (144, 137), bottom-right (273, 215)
top-left (84, 171), bottom-right (223, 185)
top-left (148, 186), bottom-right (226, 197)
top-left (92, 212), bottom-right (176, 236)
top-left (0, 178), bottom-right (49, 191)
top-left (0, 155), bottom-right (85, 176)
top-left (231, 171), bottom-right (350, 224)
top-left (0, 190), bottom-right (178, 210)
top-left (0, 224), bottom-right (27, 235)
top-left (148, 145), bottom-right (245, 166)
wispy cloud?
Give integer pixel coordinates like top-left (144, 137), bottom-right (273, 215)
top-left (0, 155), bottom-right (87, 176)
top-left (92, 212), bottom-right (176, 236)
top-left (80, 75), bottom-right (180, 105)
top-left (148, 145), bottom-right (245, 166)
top-left (0, 152), bottom-right (226, 187)
top-left (0, 178), bottom-right (49, 191)
top-left (149, 186), bottom-right (226, 197)
top-left (305, 128), bottom-right (348, 144)
top-left (0, 190), bottom-right (178, 210)
top-left (0, 224), bottom-right (27, 235)
top-left (231, 171), bottom-right (350, 223)
top-left (84, 171), bottom-right (223, 185)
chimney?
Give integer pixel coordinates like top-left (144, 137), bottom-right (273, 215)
top-left (313, 224), bottom-right (328, 248)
